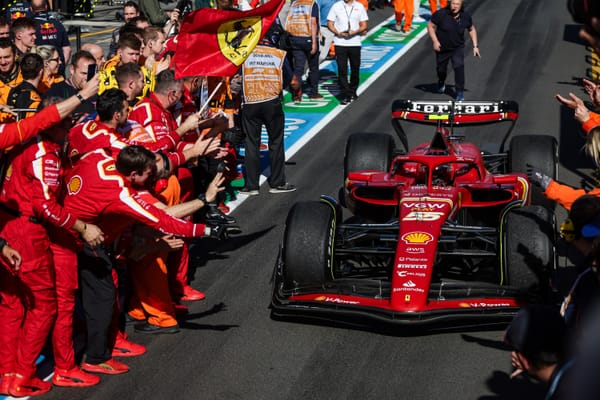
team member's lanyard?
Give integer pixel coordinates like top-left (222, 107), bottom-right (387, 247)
top-left (344, 3), bottom-right (354, 32)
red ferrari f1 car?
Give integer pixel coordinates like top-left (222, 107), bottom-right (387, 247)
top-left (271, 99), bottom-right (558, 325)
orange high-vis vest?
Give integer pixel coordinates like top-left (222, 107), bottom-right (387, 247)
top-left (285, 0), bottom-right (317, 38)
top-left (242, 45), bottom-right (285, 104)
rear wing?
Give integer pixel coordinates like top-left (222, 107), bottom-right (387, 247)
top-left (391, 99), bottom-right (519, 152)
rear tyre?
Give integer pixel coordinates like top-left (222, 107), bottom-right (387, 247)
top-left (503, 205), bottom-right (555, 295)
top-left (508, 134), bottom-right (557, 208)
top-left (282, 201), bottom-right (336, 290)
top-left (344, 133), bottom-right (395, 220)
top-left (344, 133), bottom-right (394, 178)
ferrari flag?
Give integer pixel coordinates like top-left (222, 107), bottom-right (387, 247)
top-left (174, 0), bottom-right (284, 78)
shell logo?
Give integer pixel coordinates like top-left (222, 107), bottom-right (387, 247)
top-left (315, 296), bottom-right (326, 301)
top-left (5, 164), bottom-right (12, 179)
top-left (68, 175), bottom-right (82, 195)
top-left (401, 231), bottom-right (433, 244)
top-left (458, 302), bottom-right (471, 308)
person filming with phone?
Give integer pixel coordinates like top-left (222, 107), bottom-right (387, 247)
top-left (43, 50), bottom-right (97, 122)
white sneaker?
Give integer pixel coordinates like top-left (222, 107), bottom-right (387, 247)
top-left (239, 187), bottom-right (259, 196)
top-left (269, 183), bottom-right (297, 193)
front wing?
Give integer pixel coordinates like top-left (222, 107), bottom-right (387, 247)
top-left (271, 257), bottom-right (527, 326)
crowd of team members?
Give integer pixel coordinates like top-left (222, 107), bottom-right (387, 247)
top-left (500, 18), bottom-right (600, 400)
top-left (0, 0), bottom-right (276, 397)
top-left (9, 0), bottom-right (600, 398)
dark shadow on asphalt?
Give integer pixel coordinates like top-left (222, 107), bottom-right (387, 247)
top-left (415, 83), bottom-right (468, 100)
top-left (461, 333), bottom-right (508, 351)
top-left (180, 321), bottom-right (239, 331)
top-left (180, 302), bottom-right (239, 331)
top-left (478, 370), bottom-right (546, 400)
top-left (270, 312), bottom-right (510, 338)
top-left (189, 226), bottom-right (276, 263)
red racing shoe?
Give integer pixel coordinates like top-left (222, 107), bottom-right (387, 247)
top-left (112, 335), bottom-right (147, 357)
top-left (52, 366), bottom-right (100, 387)
top-left (9, 374), bottom-right (51, 397)
top-left (81, 358), bottom-right (129, 375)
top-left (180, 285), bottom-right (206, 301)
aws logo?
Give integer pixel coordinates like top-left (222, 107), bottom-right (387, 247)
top-left (217, 17), bottom-right (261, 66)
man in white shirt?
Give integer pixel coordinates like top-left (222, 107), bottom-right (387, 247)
top-left (326, 0), bottom-right (368, 105)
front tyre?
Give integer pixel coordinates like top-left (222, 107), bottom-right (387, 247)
top-left (502, 205), bottom-right (555, 296)
top-left (282, 201), bottom-right (336, 290)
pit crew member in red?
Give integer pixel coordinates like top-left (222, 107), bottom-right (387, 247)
top-left (128, 71), bottom-right (228, 296)
top-left (128, 69), bottom-right (194, 157)
top-left (65, 145), bottom-right (224, 374)
top-left (0, 107), bottom-right (103, 396)
top-left (67, 88), bottom-right (200, 170)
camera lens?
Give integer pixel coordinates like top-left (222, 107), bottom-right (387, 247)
top-left (568, 0), bottom-right (600, 24)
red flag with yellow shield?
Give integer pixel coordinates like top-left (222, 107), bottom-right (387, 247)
top-left (173, 0), bottom-right (284, 78)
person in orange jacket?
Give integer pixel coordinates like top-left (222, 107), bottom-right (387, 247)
top-left (528, 125), bottom-right (600, 211)
top-left (393, 0), bottom-right (413, 33)
top-left (127, 171), bottom-right (226, 333)
top-left (0, 39), bottom-right (23, 122)
top-left (556, 89), bottom-right (600, 134)
top-left (429, 0), bottom-right (447, 14)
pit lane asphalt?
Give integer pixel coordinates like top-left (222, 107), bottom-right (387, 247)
top-left (36, 1), bottom-right (588, 399)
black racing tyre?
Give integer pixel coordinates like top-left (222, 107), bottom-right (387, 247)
top-left (282, 201), bottom-right (336, 290)
top-left (502, 205), bottom-right (555, 294)
top-left (344, 133), bottom-right (395, 220)
top-left (508, 134), bottom-right (557, 209)
top-left (344, 133), bottom-right (394, 179)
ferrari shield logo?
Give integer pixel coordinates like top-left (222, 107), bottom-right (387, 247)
top-left (217, 17), bottom-right (261, 66)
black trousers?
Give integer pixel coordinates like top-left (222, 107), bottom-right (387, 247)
top-left (335, 45), bottom-right (361, 98)
top-left (290, 39), bottom-right (320, 93)
top-left (435, 46), bottom-right (465, 92)
top-left (241, 97), bottom-right (286, 190)
top-left (79, 246), bottom-right (115, 365)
